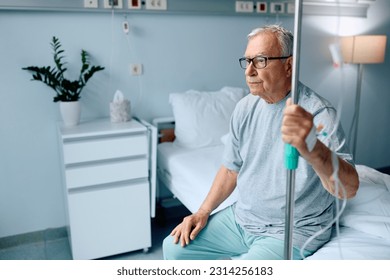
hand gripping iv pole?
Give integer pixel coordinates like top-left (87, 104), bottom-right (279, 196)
top-left (284, 0), bottom-right (303, 260)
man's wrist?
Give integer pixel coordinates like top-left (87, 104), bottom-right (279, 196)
top-left (198, 207), bottom-right (212, 215)
top-left (306, 140), bottom-right (331, 167)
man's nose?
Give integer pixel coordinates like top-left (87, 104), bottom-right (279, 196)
top-left (245, 62), bottom-right (256, 76)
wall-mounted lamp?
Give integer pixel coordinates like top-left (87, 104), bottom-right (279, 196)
top-left (340, 35), bottom-right (387, 159)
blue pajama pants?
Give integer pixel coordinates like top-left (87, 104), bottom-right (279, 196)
top-left (163, 205), bottom-right (312, 260)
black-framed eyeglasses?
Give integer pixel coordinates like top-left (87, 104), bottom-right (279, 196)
top-left (238, 55), bottom-right (291, 69)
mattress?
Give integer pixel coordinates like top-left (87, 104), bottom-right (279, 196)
top-left (157, 142), bottom-right (238, 213)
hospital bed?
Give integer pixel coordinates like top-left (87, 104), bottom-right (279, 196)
top-left (153, 87), bottom-right (390, 260)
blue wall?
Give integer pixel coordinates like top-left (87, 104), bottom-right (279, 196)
top-left (1, 0), bottom-right (389, 238)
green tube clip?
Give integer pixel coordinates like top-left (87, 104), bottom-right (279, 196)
top-left (285, 143), bottom-right (299, 170)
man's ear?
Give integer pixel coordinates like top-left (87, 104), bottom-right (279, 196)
top-left (285, 56), bottom-right (293, 77)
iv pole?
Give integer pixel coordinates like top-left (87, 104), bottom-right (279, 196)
top-left (284, 0), bottom-right (303, 260)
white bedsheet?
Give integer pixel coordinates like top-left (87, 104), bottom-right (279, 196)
top-left (157, 142), bottom-right (238, 213)
top-left (307, 226), bottom-right (390, 260)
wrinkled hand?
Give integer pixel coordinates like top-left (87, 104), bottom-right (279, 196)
top-left (170, 209), bottom-right (210, 247)
top-left (282, 98), bottom-right (315, 157)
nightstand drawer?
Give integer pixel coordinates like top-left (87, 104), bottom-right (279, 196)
top-left (63, 134), bottom-right (148, 164)
top-left (65, 158), bottom-right (148, 189)
top-left (68, 181), bottom-right (151, 259)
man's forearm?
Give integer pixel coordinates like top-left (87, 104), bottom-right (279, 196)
top-left (305, 140), bottom-right (359, 199)
top-left (198, 165), bottom-right (237, 214)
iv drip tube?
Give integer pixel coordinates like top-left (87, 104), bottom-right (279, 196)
top-left (284, 0), bottom-right (303, 260)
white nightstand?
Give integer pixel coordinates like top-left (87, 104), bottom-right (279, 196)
top-left (58, 118), bottom-right (156, 260)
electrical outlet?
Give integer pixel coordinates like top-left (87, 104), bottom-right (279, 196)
top-left (287, 3), bottom-right (295, 14)
top-left (104, 0), bottom-right (123, 9)
top-left (270, 2), bottom-right (285, 14)
top-left (84, 0), bottom-right (98, 8)
top-left (145, 0), bottom-right (167, 10)
top-left (130, 64), bottom-right (143, 76)
top-left (256, 2), bottom-right (267, 13)
top-left (235, 1), bottom-right (254, 13)
top-left (128, 0), bottom-right (141, 9)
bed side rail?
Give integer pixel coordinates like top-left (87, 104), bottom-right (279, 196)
top-left (152, 117), bottom-right (175, 143)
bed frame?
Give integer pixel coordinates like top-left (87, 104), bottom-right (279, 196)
top-left (152, 117), bottom-right (191, 223)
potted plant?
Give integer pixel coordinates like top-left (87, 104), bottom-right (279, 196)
top-left (22, 36), bottom-right (105, 126)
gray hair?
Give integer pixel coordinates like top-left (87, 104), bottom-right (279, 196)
top-left (248, 25), bottom-right (293, 57)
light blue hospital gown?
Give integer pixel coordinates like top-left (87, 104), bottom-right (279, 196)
top-left (222, 82), bottom-right (353, 252)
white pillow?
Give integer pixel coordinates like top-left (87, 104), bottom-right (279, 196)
top-left (356, 164), bottom-right (390, 190)
top-left (169, 87), bottom-right (245, 149)
top-left (340, 183), bottom-right (390, 240)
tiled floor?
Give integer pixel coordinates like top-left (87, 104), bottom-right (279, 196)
top-left (0, 208), bottom-right (187, 260)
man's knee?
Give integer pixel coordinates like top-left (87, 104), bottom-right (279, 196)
top-left (162, 234), bottom-right (186, 260)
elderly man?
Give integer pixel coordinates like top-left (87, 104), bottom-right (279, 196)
top-left (163, 25), bottom-right (359, 260)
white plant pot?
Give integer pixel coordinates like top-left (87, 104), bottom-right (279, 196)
top-left (60, 101), bottom-right (81, 126)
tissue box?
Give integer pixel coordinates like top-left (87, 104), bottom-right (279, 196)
top-left (110, 100), bottom-right (131, 122)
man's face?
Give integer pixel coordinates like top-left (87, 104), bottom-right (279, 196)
top-left (244, 32), bottom-right (292, 103)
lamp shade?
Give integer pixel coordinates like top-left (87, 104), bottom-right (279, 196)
top-left (341, 35), bottom-right (387, 64)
